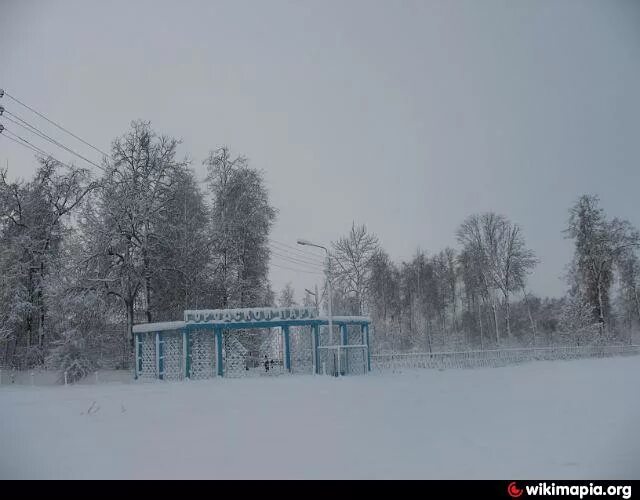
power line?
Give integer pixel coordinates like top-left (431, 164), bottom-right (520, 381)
top-left (0, 128), bottom-right (78, 170)
top-left (3, 128), bottom-right (52, 157)
top-left (269, 243), bottom-right (326, 267)
top-left (270, 248), bottom-right (325, 269)
top-left (212, 223), bottom-right (327, 260)
top-left (3, 109), bottom-right (105, 172)
top-left (270, 257), bottom-right (322, 274)
top-left (270, 261), bottom-right (324, 275)
top-left (1, 131), bottom-right (47, 157)
top-left (5, 110), bottom-right (62, 144)
top-left (269, 238), bottom-right (326, 260)
top-left (269, 243), bottom-right (325, 267)
top-left (1, 89), bottom-right (110, 158)
top-left (204, 221), bottom-right (328, 263)
top-left (269, 247), bottom-right (324, 269)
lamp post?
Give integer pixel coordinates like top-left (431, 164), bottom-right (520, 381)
top-left (297, 239), bottom-right (335, 372)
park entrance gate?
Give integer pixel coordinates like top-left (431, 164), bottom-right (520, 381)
top-left (132, 307), bottom-right (371, 380)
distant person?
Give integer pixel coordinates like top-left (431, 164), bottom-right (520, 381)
top-left (264, 355), bottom-right (269, 372)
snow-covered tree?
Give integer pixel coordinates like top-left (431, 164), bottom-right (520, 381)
top-left (0, 160), bottom-right (95, 367)
top-left (149, 168), bottom-right (211, 320)
top-left (368, 250), bottom-right (401, 350)
top-left (81, 121), bottom-right (190, 342)
top-left (564, 195), bottom-right (639, 332)
top-left (45, 231), bottom-right (118, 381)
top-left (558, 294), bottom-right (600, 346)
top-left (278, 282), bottom-right (297, 308)
top-left (205, 147), bottom-right (277, 308)
top-left (617, 251), bottom-right (640, 336)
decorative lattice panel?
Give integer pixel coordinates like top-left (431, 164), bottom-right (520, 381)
top-left (189, 331), bottom-right (215, 380)
top-left (317, 345), bottom-right (367, 376)
top-left (224, 329), bottom-right (285, 377)
top-left (318, 324), bottom-right (333, 348)
top-left (223, 333), bottom-right (248, 377)
top-left (258, 329), bottom-right (284, 376)
top-left (318, 348), bottom-right (338, 376)
top-left (317, 324), bottom-right (336, 376)
top-left (346, 346), bottom-right (367, 375)
top-left (346, 325), bottom-right (367, 375)
top-left (139, 333), bottom-right (157, 379)
top-left (290, 327), bottom-right (314, 374)
top-left (347, 325), bottom-right (363, 345)
top-left (162, 333), bottom-right (183, 381)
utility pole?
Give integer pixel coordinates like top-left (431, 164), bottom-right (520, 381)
top-left (298, 239), bottom-right (337, 376)
top-left (304, 284), bottom-right (321, 311)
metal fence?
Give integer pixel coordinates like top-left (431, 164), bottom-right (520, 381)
top-left (0, 368), bottom-right (133, 386)
top-left (371, 344), bottom-right (640, 371)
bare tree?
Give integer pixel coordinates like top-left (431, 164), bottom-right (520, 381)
top-left (457, 214), bottom-right (502, 344)
top-left (496, 222), bottom-right (537, 339)
top-left (331, 223), bottom-right (380, 315)
top-left (457, 213), bottom-right (537, 344)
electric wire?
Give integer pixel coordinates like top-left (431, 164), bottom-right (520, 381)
top-left (3, 109), bottom-right (106, 171)
top-left (270, 248), bottom-right (325, 269)
top-left (270, 261), bottom-right (324, 275)
top-left (2, 89), bottom-right (110, 158)
top-left (0, 128), bottom-right (78, 170)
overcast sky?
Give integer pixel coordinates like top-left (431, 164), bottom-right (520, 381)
top-left (2, 0), bottom-right (639, 301)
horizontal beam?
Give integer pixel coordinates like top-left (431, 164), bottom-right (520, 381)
top-left (133, 320), bottom-right (186, 333)
top-left (184, 318), bottom-right (370, 331)
top-left (317, 344), bottom-right (368, 350)
top-left (134, 316), bottom-right (371, 334)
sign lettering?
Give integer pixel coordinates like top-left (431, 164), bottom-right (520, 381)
top-left (184, 307), bottom-right (319, 324)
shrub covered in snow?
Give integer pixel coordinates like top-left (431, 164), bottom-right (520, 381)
top-left (46, 329), bottom-right (94, 383)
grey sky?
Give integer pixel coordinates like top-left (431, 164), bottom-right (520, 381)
top-left (2, 0), bottom-right (639, 301)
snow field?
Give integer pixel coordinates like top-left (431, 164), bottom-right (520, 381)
top-left (1, 356), bottom-right (639, 479)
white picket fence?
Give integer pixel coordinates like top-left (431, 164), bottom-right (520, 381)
top-left (371, 344), bottom-right (640, 371)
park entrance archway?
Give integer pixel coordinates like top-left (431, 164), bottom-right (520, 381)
top-left (132, 307), bottom-right (371, 380)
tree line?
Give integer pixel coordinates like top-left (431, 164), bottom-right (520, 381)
top-left (312, 197), bottom-right (639, 353)
top-left (2, 120), bottom-right (639, 379)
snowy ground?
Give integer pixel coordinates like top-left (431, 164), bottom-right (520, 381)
top-left (1, 356), bottom-right (639, 479)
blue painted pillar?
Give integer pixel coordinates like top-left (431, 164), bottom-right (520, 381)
top-left (340, 324), bottom-right (348, 375)
top-left (364, 323), bottom-right (371, 372)
top-left (283, 325), bottom-right (291, 372)
top-left (183, 328), bottom-right (190, 379)
top-left (360, 324), bottom-right (368, 373)
top-left (134, 333), bottom-right (140, 380)
top-left (215, 328), bottom-right (224, 377)
top-left (156, 332), bottom-right (164, 380)
top-left (312, 324), bottom-right (320, 375)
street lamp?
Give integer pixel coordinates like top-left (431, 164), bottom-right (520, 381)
top-left (297, 239), bottom-right (335, 363)
top-left (304, 287), bottom-right (318, 309)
